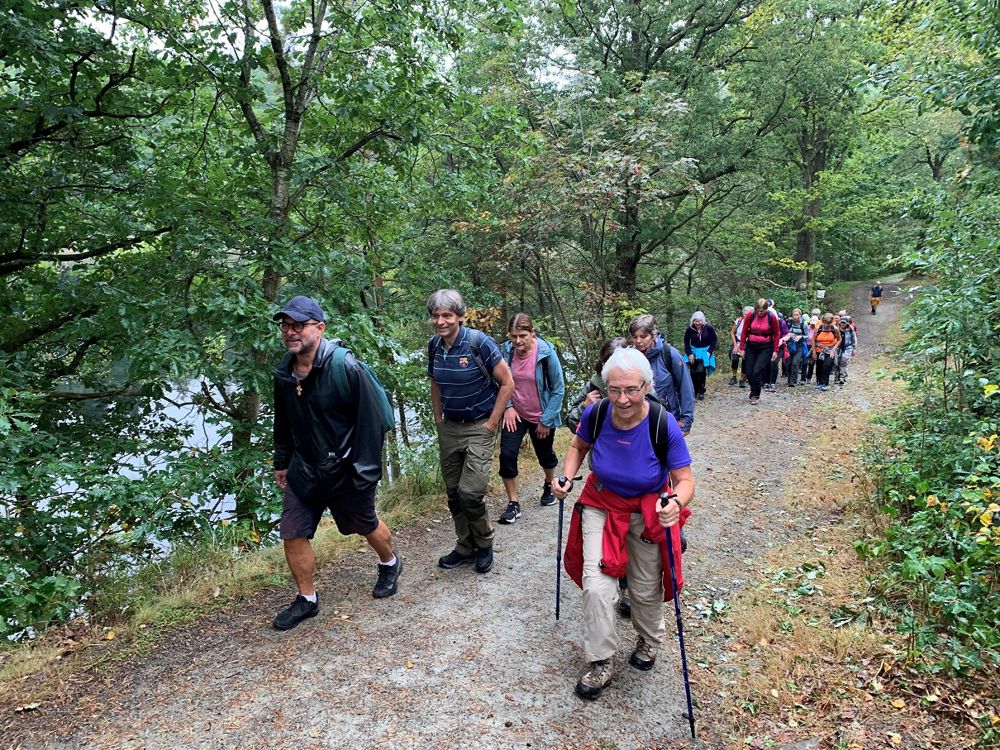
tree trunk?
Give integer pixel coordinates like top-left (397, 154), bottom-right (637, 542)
top-left (794, 113), bottom-right (829, 291)
top-left (794, 197), bottom-right (819, 290)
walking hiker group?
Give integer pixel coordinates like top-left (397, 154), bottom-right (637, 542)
top-left (265, 285), bottom-right (868, 715)
top-left (729, 298), bottom-right (862, 399)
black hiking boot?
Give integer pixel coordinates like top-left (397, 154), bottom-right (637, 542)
top-left (475, 544), bottom-right (494, 574)
top-left (438, 549), bottom-right (475, 569)
top-left (628, 637), bottom-right (658, 671)
top-left (617, 591), bottom-right (632, 618)
top-left (373, 557), bottom-right (402, 598)
top-left (273, 594), bottom-right (319, 630)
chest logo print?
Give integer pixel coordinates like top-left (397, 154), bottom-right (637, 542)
top-left (459, 356), bottom-right (470, 367)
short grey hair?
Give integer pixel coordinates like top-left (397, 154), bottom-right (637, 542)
top-left (426, 289), bottom-right (466, 317)
top-left (690, 311), bottom-right (706, 326)
top-left (602, 347), bottom-right (653, 388)
top-left (628, 313), bottom-right (658, 339)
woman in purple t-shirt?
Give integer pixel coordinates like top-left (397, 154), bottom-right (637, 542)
top-left (552, 347), bottom-right (695, 701)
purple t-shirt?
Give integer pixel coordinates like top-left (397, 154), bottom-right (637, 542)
top-left (576, 402), bottom-right (692, 497)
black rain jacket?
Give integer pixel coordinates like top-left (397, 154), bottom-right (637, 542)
top-left (273, 338), bottom-right (385, 499)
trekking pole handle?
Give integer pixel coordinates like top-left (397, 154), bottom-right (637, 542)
top-left (659, 492), bottom-right (679, 508)
top-left (558, 474), bottom-right (582, 490)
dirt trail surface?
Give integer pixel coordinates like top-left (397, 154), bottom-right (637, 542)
top-left (2, 281), bottom-right (906, 750)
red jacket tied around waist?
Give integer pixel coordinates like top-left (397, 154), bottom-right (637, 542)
top-left (563, 474), bottom-right (691, 599)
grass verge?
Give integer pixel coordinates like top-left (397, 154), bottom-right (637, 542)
top-left (693, 321), bottom-right (996, 749)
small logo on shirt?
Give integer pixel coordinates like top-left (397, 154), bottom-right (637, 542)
top-left (617, 439), bottom-right (631, 446)
top-left (458, 356), bottom-right (469, 368)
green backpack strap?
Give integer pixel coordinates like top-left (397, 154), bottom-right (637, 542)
top-left (331, 343), bottom-right (351, 402)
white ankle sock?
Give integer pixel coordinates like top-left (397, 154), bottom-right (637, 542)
top-left (379, 556), bottom-right (397, 567)
top-left (301, 592), bottom-right (317, 602)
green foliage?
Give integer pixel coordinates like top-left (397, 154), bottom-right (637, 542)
top-left (860, 166), bottom-right (1000, 673)
top-left (1, 0), bottom-right (995, 655)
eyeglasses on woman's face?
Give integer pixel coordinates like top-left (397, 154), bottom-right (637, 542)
top-left (277, 320), bottom-right (319, 333)
top-left (607, 385), bottom-right (644, 399)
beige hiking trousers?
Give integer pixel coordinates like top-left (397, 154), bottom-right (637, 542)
top-left (581, 505), bottom-right (666, 663)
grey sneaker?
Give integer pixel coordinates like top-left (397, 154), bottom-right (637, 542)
top-left (273, 594), bottom-right (319, 630)
top-left (629, 636), bottom-right (657, 671)
top-left (575, 657), bottom-right (615, 700)
top-left (373, 557), bottom-right (402, 598)
top-left (498, 501), bottom-right (522, 524)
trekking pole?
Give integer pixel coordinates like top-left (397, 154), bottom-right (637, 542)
top-left (661, 492), bottom-right (696, 740)
top-left (556, 488), bottom-right (565, 621)
top-left (555, 475), bottom-right (581, 620)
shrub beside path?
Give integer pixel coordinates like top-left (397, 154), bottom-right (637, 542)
top-left (2, 281), bottom-right (907, 750)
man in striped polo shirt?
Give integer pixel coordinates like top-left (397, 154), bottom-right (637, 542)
top-left (427, 289), bottom-right (514, 574)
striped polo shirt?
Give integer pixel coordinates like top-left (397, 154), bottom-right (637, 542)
top-left (428, 326), bottom-right (502, 421)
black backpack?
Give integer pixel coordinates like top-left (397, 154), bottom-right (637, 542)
top-left (586, 395), bottom-right (670, 465)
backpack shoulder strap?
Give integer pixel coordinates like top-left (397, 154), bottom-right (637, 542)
top-left (588, 398), bottom-right (611, 444)
top-left (467, 329), bottom-right (495, 384)
top-left (428, 335), bottom-right (442, 376)
top-left (647, 398), bottom-right (669, 465)
top-left (331, 343), bottom-right (352, 402)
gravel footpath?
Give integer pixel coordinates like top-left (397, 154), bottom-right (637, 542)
top-left (2, 281), bottom-right (904, 750)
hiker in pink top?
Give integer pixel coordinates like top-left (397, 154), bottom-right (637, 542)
top-left (737, 298), bottom-right (781, 405)
top-left (497, 314), bottom-right (565, 524)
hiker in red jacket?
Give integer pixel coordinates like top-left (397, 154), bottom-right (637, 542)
top-left (553, 347), bottom-right (695, 700)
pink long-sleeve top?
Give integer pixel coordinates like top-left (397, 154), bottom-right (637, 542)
top-left (739, 311), bottom-right (781, 354)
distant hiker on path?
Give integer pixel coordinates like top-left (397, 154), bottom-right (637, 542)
top-left (628, 314), bottom-right (695, 434)
top-left (497, 313), bottom-right (565, 525)
top-left (427, 289), bottom-right (514, 574)
top-left (870, 282), bottom-right (883, 314)
top-left (812, 312), bottom-right (842, 392)
top-left (728, 306), bottom-right (752, 388)
top-left (683, 311), bottom-right (717, 402)
top-left (553, 347), bottom-right (695, 700)
top-left (836, 315), bottom-right (857, 385)
top-left (783, 308), bottom-right (807, 388)
top-left (271, 295), bottom-right (401, 631)
top-left (737, 298), bottom-right (781, 406)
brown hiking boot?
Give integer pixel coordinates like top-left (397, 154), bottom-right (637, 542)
top-left (575, 657), bottom-right (615, 700)
top-left (629, 636), bottom-right (658, 671)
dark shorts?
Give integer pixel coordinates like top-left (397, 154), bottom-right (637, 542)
top-left (279, 482), bottom-right (379, 540)
top-left (499, 419), bottom-right (559, 478)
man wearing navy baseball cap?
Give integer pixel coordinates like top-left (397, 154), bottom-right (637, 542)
top-left (270, 295), bottom-right (401, 630)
